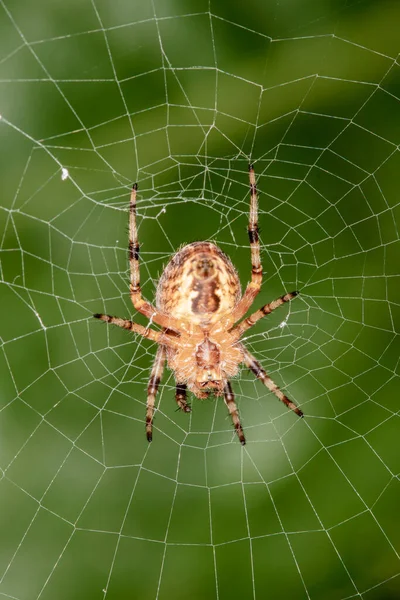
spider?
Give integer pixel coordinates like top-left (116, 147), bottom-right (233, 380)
top-left (94, 164), bottom-right (303, 444)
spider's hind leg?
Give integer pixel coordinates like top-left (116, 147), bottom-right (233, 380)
top-left (242, 345), bottom-right (303, 417)
top-left (146, 345), bottom-right (166, 442)
top-left (175, 383), bottom-right (191, 413)
top-left (224, 381), bottom-right (246, 445)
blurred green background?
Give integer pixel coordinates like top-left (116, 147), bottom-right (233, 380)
top-left (0, 0), bottom-right (400, 598)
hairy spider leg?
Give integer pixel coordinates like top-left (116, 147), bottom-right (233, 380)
top-left (231, 291), bottom-right (299, 340)
top-left (224, 380), bottom-right (246, 445)
top-left (146, 345), bottom-right (166, 441)
top-left (230, 164), bottom-right (262, 324)
top-left (241, 345), bottom-right (303, 417)
top-left (93, 313), bottom-right (178, 349)
top-left (129, 184), bottom-right (183, 333)
top-left (175, 383), bottom-right (191, 412)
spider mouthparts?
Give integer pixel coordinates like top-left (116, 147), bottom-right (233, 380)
top-left (199, 380), bottom-right (220, 389)
top-left (93, 313), bottom-right (101, 319)
top-left (248, 163), bottom-right (254, 171)
top-left (146, 432), bottom-right (152, 442)
top-left (132, 182), bottom-right (138, 191)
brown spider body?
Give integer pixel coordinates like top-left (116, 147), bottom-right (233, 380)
top-left (156, 241), bottom-right (241, 326)
top-left (94, 165), bottom-right (303, 445)
top-left (157, 241), bottom-right (243, 397)
top-left (166, 327), bottom-right (243, 398)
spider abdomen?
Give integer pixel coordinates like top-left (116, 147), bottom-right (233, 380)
top-left (156, 242), bottom-right (241, 326)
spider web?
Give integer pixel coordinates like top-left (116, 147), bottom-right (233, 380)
top-left (0, 0), bottom-right (399, 598)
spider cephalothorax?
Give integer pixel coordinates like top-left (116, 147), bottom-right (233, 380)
top-left (94, 165), bottom-right (303, 444)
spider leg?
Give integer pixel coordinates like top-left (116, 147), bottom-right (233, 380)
top-left (93, 313), bottom-right (179, 349)
top-left (230, 291), bottom-right (298, 340)
top-left (175, 383), bottom-right (191, 413)
top-left (129, 184), bottom-right (183, 333)
top-left (146, 345), bottom-right (166, 441)
top-left (223, 381), bottom-right (246, 445)
top-left (242, 345), bottom-right (303, 417)
top-left (230, 164), bottom-right (262, 324)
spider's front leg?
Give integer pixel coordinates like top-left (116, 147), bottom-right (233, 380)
top-left (128, 184), bottom-right (184, 333)
top-left (230, 163), bottom-right (262, 324)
